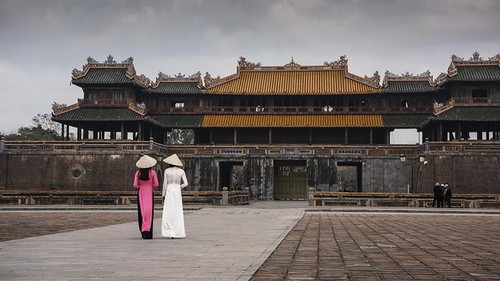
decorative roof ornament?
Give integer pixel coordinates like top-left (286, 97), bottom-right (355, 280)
top-left (189, 71), bottom-right (202, 79)
top-left (436, 72), bottom-right (448, 85)
top-left (451, 54), bottom-right (465, 62)
top-left (204, 72), bottom-right (221, 87)
top-left (284, 57), bottom-right (300, 67)
top-left (134, 74), bottom-right (150, 86)
top-left (439, 52), bottom-right (500, 84)
top-left (238, 56), bottom-right (261, 67)
top-left (87, 57), bottom-right (98, 64)
top-left (158, 71), bottom-right (171, 80)
top-left (383, 70), bottom-right (435, 87)
top-left (105, 54), bottom-right (116, 64)
top-left (488, 54), bottom-right (500, 61)
top-left (150, 71), bottom-right (203, 88)
top-left (122, 57), bottom-right (134, 64)
top-left (470, 51), bottom-right (482, 61)
top-left (72, 55), bottom-right (149, 87)
top-left (324, 55), bottom-right (348, 68)
top-left (364, 71), bottom-right (380, 85)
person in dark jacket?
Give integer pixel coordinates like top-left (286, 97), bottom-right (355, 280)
top-left (443, 183), bottom-right (452, 208)
top-left (432, 182), bottom-right (443, 207)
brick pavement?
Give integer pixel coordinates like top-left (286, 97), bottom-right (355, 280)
top-left (0, 211), bottom-right (163, 242)
top-left (1, 204), bottom-right (500, 280)
top-left (251, 212), bottom-right (500, 281)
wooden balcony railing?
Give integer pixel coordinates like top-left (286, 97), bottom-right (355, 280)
top-left (3, 140), bottom-right (500, 156)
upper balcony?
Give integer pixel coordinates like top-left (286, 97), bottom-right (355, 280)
top-left (147, 105), bottom-right (434, 115)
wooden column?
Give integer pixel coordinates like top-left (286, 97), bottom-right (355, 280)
top-left (121, 123), bottom-right (126, 140)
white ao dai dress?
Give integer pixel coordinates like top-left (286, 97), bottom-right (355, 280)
top-left (161, 166), bottom-right (188, 238)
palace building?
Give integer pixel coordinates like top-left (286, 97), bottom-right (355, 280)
top-left (48, 52), bottom-right (500, 199)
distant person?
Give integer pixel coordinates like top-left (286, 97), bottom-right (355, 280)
top-left (161, 154), bottom-right (188, 239)
top-left (443, 183), bottom-right (452, 208)
top-left (432, 182), bottom-right (443, 208)
top-left (133, 155), bottom-right (159, 239)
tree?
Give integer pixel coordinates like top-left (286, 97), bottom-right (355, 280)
top-left (5, 125), bottom-right (59, 140)
top-left (166, 129), bottom-right (194, 144)
top-left (32, 113), bottom-right (61, 132)
top-left (1, 113), bottom-right (62, 140)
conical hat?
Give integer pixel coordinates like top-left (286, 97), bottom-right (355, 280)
top-left (163, 154), bottom-right (183, 167)
top-left (136, 155), bottom-right (157, 169)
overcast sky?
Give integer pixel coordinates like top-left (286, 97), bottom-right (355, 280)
top-left (1, 0), bottom-right (499, 142)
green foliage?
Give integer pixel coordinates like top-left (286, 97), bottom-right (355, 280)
top-left (32, 113), bottom-right (61, 132)
top-left (5, 125), bottom-right (60, 140)
top-left (166, 129), bottom-right (194, 144)
top-left (1, 113), bottom-right (61, 140)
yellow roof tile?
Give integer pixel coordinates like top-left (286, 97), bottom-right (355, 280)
top-left (205, 70), bottom-right (379, 95)
top-left (202, 115), bottom-right (383, 128)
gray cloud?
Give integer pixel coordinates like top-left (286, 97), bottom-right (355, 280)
top-left (1, 0), bottom-right (499, 135)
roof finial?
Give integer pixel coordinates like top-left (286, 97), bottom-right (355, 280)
top-left (285, 56), bottom-right (300, 67)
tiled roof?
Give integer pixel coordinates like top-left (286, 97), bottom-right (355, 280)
top-left (147, 115), bottom-right (203, 128)
top-left (205, 70), bottom-right (379, 95)
top-left (201, 115), bottom-right (383, 128)
top-left (51, 108), bottom-right (144, 122)
top-left (382, 81), bottom-right (437, 94)
top-left (450, 66), bottom-right (500, 82)
top-left (382, 115), bottom-right (431, 128)
top-left (71, 56), bottom-right (150, 87)
top-left (431, 107), bottom-right (500, 121)
top-left (72, 68), bottom-right (132, 85)
top-left (149, 82), bottom-right (202, 94)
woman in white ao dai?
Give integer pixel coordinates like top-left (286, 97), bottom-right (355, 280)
top-left (161, 154), bottom-right (188, 238)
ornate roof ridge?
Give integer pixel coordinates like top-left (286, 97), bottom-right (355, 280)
top-left (72, 55), bottom-right (150, 87)
top-left (437, 52), bottom-right (500, 85)
top-left (236, 55), bottom-right (349, 72)
top-left (382, 70), bottom-right (436, 87)
top-left (204, 55), bottom-right (379, 88)
top-left (450, 51), bottom-right (500, 66)
top-left (150, 71), bottom-right (202, 88)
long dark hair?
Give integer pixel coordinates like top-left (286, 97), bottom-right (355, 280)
top-left (139, 168), bottom-right (150, 180)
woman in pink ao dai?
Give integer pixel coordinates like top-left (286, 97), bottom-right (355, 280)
top-left (133, 155), bottom-right (159, 239)
top-left (161, 154), bottom-right (188, 238)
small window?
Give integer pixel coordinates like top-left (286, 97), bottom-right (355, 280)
top-left (174, 102), bottom-right (184, 108)
top-left (472, 89), bottom-right (487, 103)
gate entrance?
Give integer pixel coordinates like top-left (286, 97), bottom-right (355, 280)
top-left (274, 160), bottom-right (307, 200)
top-left (336, 162), bottom-right (362, 192)
top-left (219, 161), bottom-right (244, 190)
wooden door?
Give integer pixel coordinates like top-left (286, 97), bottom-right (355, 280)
top-left (274, 161), bottom-right (307, 200)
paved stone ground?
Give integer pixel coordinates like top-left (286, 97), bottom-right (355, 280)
top-left (0, 211), bottom-right (162, 242)
top-left (1, 204), bottom-right (500, 280)
top-left (251, 212), bottom-right (500, 281)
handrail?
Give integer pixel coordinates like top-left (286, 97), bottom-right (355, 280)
top-left (3, 140), bottom-right (500, 155)
top-left (433, 100), bottom-right (454, 115)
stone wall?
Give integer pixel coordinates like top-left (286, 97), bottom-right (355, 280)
top-left (0, 153), bottom-right (152, 191)
top-left (1, 152), bottom-right (498, 198)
